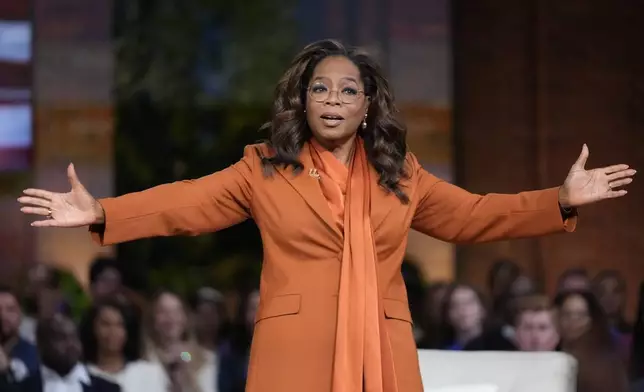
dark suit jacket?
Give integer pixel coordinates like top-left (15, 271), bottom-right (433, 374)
top-left (0, 371), bottom-right (121, 392)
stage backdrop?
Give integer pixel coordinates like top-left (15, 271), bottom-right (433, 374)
top-left (0, 0), bottom-right (114, 288)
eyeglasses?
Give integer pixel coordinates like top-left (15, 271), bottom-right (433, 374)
top-left (307, 85), bottom-right (365, 104)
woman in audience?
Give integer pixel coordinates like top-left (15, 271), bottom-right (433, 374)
top-left (145, 290), bottom-right (216, 392)
top-left (555, 290), bottom-right (629, 392)
top-left (80, 299), bottom-right (165, 392)
top-left (218, 289), bottom-right (259, 392)
top-left (439, 284), bottom-right (488, 350)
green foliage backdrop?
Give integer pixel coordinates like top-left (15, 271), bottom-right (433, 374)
top-left (113, 0), bottom-right (296, 296)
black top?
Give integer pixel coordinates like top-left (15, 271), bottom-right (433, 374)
top-left (0, 370), bottom-right (121, 392)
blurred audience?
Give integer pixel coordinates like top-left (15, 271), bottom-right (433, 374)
top-left (487, 259), bottom-right (520, 324)
top-left (417, 282), bottom-right (448, 349)
top-left (0, 286), bottom-right (39, 380)
top-left (4, 252), bottom-right (644, 392)
top-left (145, 290), bottom-right (216, 392)
top-left (80, 300), bottom-right (165, 392)
top-left (89, 258), bottom-right (124, 304)
top-left (513, 295), bottom-right (559, 351)
top-left (218, 289), bottom-right (258, 392)
top-left (632, 283), bottom-right (644, 388)
top-left (190, 287), bottom-right (227, 353)
top-left (2, 313), bottom-right (121, 392)
top-left (555, 290), bottom-right (629, 392)
top-left (439, 284), bottom-right (488, 350)
top-left (593, 269), bottom-right (632, 362)
top-left (20, 264), bottom-right (69, 344)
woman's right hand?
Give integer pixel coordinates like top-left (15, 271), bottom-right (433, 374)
top-left (18, 163), bottom-right (105, 227)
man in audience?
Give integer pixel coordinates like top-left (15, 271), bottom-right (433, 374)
top-left (0, 286), bottom-right (39, 381)
top-left (513, 295), bottom-right (560, 351)
top-left (7, 313), bottom-right (121, 392)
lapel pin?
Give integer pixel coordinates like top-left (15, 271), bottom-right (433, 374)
top-left (309, 168), bottom-right (321, 180)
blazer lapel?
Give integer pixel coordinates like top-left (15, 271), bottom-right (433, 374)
top-left (368, 163), bottom-right (410, 232)
top-left (275, 143), bottom-right (344, 241)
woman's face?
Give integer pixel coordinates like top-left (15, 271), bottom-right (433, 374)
top-left (305, 56), bottom-right (370, 147)
top-left (448, 287), bottom-right (485, 333)
top-left (558, 294), bottom-right (591, 342)
top-left (154, 293), bottom-right (187, 341)
top-left (95, 306), bottom-right (126, 355)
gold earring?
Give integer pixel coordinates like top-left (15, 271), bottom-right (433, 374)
top-left (362, 114), bottom-right (367, 129)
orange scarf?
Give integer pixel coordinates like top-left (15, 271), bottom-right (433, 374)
top-left (310, 138), bottom-right (398, 392)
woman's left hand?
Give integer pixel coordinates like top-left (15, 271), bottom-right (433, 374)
top-left (558, 144), bottom-right (636, 208)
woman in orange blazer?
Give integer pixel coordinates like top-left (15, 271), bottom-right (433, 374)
top-left (19, 40), bottom-right (635, 392)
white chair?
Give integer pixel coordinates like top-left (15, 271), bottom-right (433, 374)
top-left (417, 349), bottom-right (577, 392)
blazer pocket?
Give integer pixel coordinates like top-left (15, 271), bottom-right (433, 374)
top-left (383, 298), bottom-right (413, 324)
top-left (255, 294), bottom-right (301, 323)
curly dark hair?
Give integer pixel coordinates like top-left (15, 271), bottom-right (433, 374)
top-left (553, 290), bottom-right (613, 349)
top-left (79, 299), bottom-right (141, 364)
top-left (259, 39), bottom-right (410, 203)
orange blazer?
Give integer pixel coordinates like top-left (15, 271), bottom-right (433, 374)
top-left (92, 144), bottom-right (576, 392)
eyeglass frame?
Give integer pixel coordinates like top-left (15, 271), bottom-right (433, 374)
top-left (304, 85), bottom-right (367, 104)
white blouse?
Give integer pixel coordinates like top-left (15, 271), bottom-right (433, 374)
top-left (141, 348), bottom-right (218, 392)
top-left (88, 360), bottom-right (167, 392)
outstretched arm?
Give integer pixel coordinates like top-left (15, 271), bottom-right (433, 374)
top-left (410, 164), bottom-right (576, 244)
top-left (19, 145), bottom-right (260, 246)
top-left (410, 144), bottom-right (635, 243)
top-left (90, 145), bottom-right (257, 245)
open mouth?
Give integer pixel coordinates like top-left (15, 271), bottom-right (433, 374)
top-left (320, 113), bottom-right (345, 127)
top-left (320, 114), bottom-right (345, 120)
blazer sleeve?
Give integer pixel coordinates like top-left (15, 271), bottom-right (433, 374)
top-left (409, 153), bottom-right (577, 243)
top-left (90, 145), bottom-right (258, 246)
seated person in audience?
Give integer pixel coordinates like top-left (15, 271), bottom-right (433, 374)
top-left (0, 287), bottom-right (39, 381)
top-left (4, 313), bottom-right (120, 392)
top-left (80, 300), bottom-right (165, 392)
top-left (555, 290), bottom-right (628, 392)
top-left (439, 283), bottom-right (515, 351)
top-left (438, 284), bottom-right (489, 350)
top-left (145, 290), bottom-right (216, 392)
top-left (513, 295), bottom-right (559, 351)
